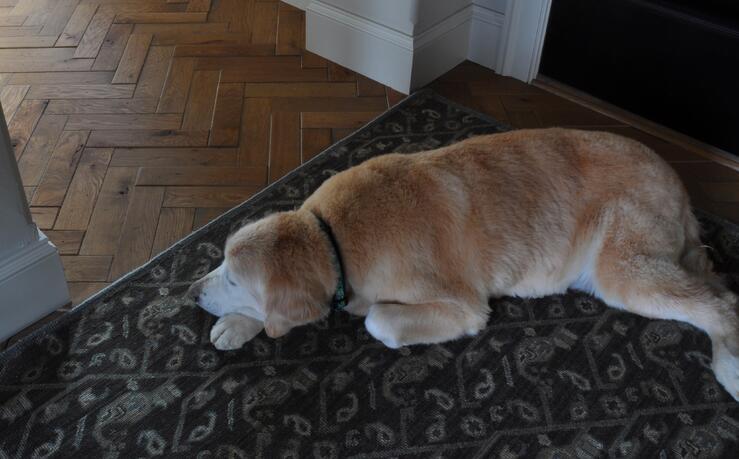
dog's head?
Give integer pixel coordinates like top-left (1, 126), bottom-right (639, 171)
top-left (189, 211), bottom-right (334, 338)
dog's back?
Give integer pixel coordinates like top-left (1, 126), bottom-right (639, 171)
top-left (303, 128), bottom-right (693, 299)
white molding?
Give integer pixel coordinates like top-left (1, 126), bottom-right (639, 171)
top-left (468, 4), bottom-right (506, 70)
top-left (0, 231), bottom-right (69, 342)
top-left (306, 1), bottom-right (505, 93)
top-left (497, 0), bottom-right (552, 82)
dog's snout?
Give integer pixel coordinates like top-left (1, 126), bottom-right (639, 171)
top-left (187, 282), bottom-right (203, 301)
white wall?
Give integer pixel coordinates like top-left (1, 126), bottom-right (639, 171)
top-left (320, 0), bottom-right (418, 34)
top-left (0, 114), bottom-right (36, 259)
top-left (306, 0), bottom-right (509, 93)
top-left (303, 0), bottom-right (547, 92)
top-left (0, 107), bottom-right (69, 341)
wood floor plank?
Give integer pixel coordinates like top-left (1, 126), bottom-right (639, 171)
top-left (108, 186), bottom-right (165, 280)
top-left (174, 43), bottom-right (273, 57)
top-left (79, 166), bottom-right (137, 256)
top-left (301, 128), bottom-right (332, 162)
top-left (209, 82), bottom-right (243, 146)
top-left (87, 129), bottom-right (209, 147)
top-left (39, 0), bottom-right (80, 36)
top-left (0, 16), bottom-right (26, 27)
top-left (0, 48), bottom-right (93, 72)
top-left (17, 113), bottom-right (67, 186)
top-left (27, 84), bottom-right (135, 99)
top-left (193, 207), bottom-right (229, 229)
top-left (301, 50), bottom-right (328, 69)
top-left (32, 130), bottom-right (90, 207)
top-left (74, 8), bottom-right (115, 58)
top-left (68, 282), bottom-right (108, 305)
top-left (115, 12), bottom-right (208, 24)
top-left (46, 230), bottom-right (85, 255)
top-left (0, 36), bottom-right (58, 48)
top-left (111, 33), bottom-right (153, 84)
top-left (133, 45), bottom-right (174, 99)
top-left (25, 188), bottom-right (35, 205)
top-left (222, 64), bottom-right (326, 83)
top-left (163, 186), bottom-right (258, 207)
top-left (269, 111), bottom-right (300, 183)
top-left (276, 8), bottom-right (303, 55)
top-left (209, 0), bottom-right (252, 33)
top-left (110, 148), bottom-right (238, 167)
top-left (66, 113), bottom-right (182, 130)
top-left (136, 166), bottom-right (266, 186)
top-left (243, 82), bottom-right (355, 97)
top-left (56, 2), bottom-right (97, 47)
top-left (182, 70), bottom-right (220, 131)
top-left (238, 97), bottom-right (271, 166)
top-left (356, 75), bottom-right (386, 96)
top-left (0, 26), bottom-right (44, 38)
top-left (135, 22), bottom-right (229, 42)
top-left (269, 96), bottom-right (387, 112)
top-left (327, 62), bottom-right (356, 82)
top-left (47, 98), bottom-right (158, 114)
top-left (61, 255), bottom-right (112, 282)
top-left (151, 207), bottom-right (195, 256)
top-left (157, 57), bottom-right (195, 113)
top-left (150, 29), bottom-right (244, 46)
top-left (8, 71), bottom-right (114, 85)
top-left (0, 84), bottom-right (29, 121)
top-left (6, 99), bottom-right (46, 159)
top-left (92, 23), bottom-right (133, 72)
top-left (386, 88), bottom-right (406, 107)
top-left (301, 111), bottom-right (380, 129)
top-left (194, 55), bottom-right (300, 70)
top-left (30, 206), bottom-right (58, 230)
top-left (186, 0), bottom-right (212, 13)
top-left (55, 148), bottom-right (112, 230)
top-left (251, 1), bottom-right (277, 44)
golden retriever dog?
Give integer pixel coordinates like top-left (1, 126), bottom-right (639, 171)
top-left (189, 128), bottom-right (739, 400)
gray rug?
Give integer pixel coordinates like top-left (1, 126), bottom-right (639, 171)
top-left (1, 90), bottom-right (738, 458)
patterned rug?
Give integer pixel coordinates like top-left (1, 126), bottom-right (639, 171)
top-left (1, 90), bottom-right (738, 458)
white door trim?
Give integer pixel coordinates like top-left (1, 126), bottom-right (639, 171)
top-left (497, 0), bottom-right (552, 83)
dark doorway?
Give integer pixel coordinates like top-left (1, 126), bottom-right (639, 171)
top-left (540, 0), bottom-right (739, 155)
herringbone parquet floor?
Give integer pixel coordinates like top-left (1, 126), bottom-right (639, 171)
top-left (2, 0), bottom-right (739, 348)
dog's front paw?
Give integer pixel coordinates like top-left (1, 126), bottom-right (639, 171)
top-left (365, 308), bottom-right (403, 349)
top-left (210, 314), bottom-right (263, 351)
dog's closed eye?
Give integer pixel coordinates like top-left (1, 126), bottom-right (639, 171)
top-left (225, 271), bottom-right (237, 287)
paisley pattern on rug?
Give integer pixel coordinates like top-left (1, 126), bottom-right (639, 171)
top-left (1, 90), bottom-right (738, 458)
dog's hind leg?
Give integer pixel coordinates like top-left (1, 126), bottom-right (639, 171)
top-left (364, 301), bottom-right (489, 349)
top-left (592, 218), bottom-right (739, 400)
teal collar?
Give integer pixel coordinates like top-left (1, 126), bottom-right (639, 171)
top-left (313, 213), bottom-right (348, 311)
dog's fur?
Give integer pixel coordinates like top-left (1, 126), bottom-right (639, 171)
top-left (189, 128), bottom-right (739, 399)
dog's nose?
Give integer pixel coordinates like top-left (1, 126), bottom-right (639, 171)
top-left (187, 282), bottom-right (202, 301)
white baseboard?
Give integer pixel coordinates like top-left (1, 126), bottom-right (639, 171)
top-left (468, 4), bottom-right (506, 70)
top-left (0, 231), bottom-right (69, 342)
top-left (306, 1), bottom-right (505, 93)
top-left (306, 1), bottom-right (413, 92)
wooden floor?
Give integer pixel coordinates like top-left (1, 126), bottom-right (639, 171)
top-left (2, 0), bottom-right (739, 348)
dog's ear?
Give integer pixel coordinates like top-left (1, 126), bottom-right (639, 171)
top-left (264, 293), bottom-right (324, 336)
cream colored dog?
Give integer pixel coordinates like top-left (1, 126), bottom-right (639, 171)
top-left (189, 128), bottom-right (739, 400)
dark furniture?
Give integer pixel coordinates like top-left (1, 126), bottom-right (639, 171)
top-left (540, 0), bottom-right (739, 154)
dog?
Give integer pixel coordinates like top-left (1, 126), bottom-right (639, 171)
top-left (189, 128), bottom-right (739, 400)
